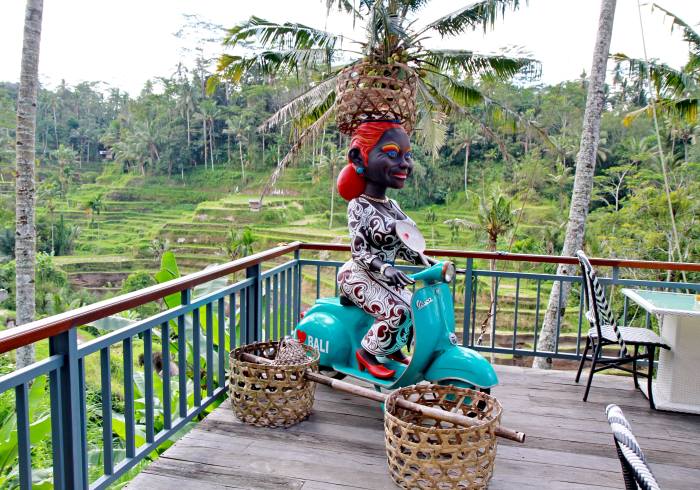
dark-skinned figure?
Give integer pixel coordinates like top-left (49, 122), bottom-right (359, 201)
top-left (336, 121), bottom-right (436, 380)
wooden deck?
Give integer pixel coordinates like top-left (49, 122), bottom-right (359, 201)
top-left (127, 365), bottom-right (700, 489)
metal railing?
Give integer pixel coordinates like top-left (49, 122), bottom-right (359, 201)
top-left (299, 245), bottom-right (700, 363)
top-left (0, 242), bottom-right (698, 489)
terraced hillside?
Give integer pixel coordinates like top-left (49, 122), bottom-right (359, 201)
top-left (23, 162), bottom-right (570, 359)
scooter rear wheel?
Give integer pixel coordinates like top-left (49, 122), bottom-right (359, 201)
top-left (320, 368), bottom-right (346, 380)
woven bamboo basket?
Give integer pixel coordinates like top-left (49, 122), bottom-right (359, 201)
top-left (384, 384), bottom-right (502, 489)
top-left (229, 341), bottom-right (319, 428)
top-left (336, 62), bottom-right (418, 135)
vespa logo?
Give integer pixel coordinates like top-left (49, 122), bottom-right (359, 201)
top-left (416, 297), bottom-right (433, 310)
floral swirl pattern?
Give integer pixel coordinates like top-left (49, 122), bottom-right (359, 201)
top-left (338, 196), bottom-right (423, 356)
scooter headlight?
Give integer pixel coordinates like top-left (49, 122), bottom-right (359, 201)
top-left (441, 261), bottom-right (456, 283)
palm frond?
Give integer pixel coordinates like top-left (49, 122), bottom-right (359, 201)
top-left (612, 53), bottom-right (696, 98)
top-left (217, 49), bottom-right (339, 83)
top-left (421, 49), bottom-right (540, 80)
top-left (421, 0), bottom-right (524, 37)
top-left (258, 74), bottom-right (340, 132)
top-left (438, 77), bottom-right (552, 151)
top-left (445, 79), bottom-right (485, 106)
top-left (651, 3), bottom-right (700, 56)
top-left (622, 97), bottom-right (699, 126)
top-left (415, 107), bottom-right (447, 160)
top-left (398, 0), bottom-right (431, 13)
top-left (326, 0), bottom-right (365, 18)
top-left (292, 91), bottom-right (337, 134)
top-left (260, 104), bottom-right (337, 201)
top-left (224, 17), bottom-right (354, 51)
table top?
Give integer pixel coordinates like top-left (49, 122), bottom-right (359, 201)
top-left (621, 288), bottom-right (700, 317)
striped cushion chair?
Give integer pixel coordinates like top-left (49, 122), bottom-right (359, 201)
top-left (574, 251), bottom-right (669, 409)
top-left (606, 404), bottom-right (661, 490)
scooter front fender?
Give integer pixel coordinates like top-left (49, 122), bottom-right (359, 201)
top-left (425, 346), bottom-right (499, 389)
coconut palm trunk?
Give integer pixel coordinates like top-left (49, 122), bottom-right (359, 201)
top-left (464, 142), bottom-right (471, 195)
top-left (533, 0), bottom-right (617, 369)
top-left (15, 0), bottom-right (44, 369)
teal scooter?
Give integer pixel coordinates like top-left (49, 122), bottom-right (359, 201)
top-left (293, 222), bottom-right (498, 391)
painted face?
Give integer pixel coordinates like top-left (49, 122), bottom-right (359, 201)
top-left (364, 128), bottom-right (414, 190)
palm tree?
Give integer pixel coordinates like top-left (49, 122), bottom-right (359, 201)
top-left (85, 193), bottom-right (104, 239)
top-left (15, 0), bottom-right (44, 369)
top-left (319, 147), bottom-right (345, 228)
top-left (445, 191), bottom-right (514, 350)
top-left (453, 119), bottom-right (482, 195)
top-left (196, 98), bottom-right (221, 170)
top-left (222, 228), bottom-right (258, 260)
top-left (547, 161), bottom-right (573, 209)
top-left (215, 0), bottom-right (542, 199)
top-left (52, 144), bottom-right (77, 199)
top-left (534, 0), bottom-right (617, 369)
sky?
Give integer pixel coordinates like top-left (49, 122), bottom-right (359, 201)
top-left (1, 0), bottom-right (699, 95)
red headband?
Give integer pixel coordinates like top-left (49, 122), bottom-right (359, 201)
top-left (337, 122), bottom-right (403, 201)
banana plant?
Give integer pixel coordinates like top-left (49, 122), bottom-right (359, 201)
top-left (0, 377), bottom-right (53, 489)
top-left (213, 0), bottom-right (546, 198)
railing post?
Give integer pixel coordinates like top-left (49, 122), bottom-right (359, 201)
top-left (246, 264), bottom-right (262, 342)
top-left (294, 249), bottom-right (301, 325)
top-left (49, 329), bottom-right (85, 489)
top-left (462, 258), bottom-right (473, 347)
top-left (178, 289), bottom-right (190, 419)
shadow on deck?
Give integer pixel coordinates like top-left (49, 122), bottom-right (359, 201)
top-left (127, 365), bottom-right (700, 489)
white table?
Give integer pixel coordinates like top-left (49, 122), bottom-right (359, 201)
top-left (621, 289), bottom-right (700, 414)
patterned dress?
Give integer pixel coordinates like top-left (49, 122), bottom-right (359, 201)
top-left (337, 196), bottom-right (423, 356)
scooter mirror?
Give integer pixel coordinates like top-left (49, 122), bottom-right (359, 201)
top-left (395, 220), bottom-right (429, 266)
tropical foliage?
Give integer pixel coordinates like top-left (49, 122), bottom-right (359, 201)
top-left (612, 3), bottom-right (699, 124)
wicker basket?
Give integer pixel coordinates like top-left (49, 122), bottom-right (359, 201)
top-left (229, 341), bottom-right (319, 428)
top-left (336, 62), bottom-right (417, 135)
top-left (384, 384), bottom-right (502, 489)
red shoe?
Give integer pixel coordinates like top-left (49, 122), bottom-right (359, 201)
top-left (388, 351), bottom-right (411, 365)
top-left (355, 350), bottom-right (395, 379)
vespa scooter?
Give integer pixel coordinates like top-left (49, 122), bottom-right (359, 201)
top-left (293, 222), bottom-right (498, 391)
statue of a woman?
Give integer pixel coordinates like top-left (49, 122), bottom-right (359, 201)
top-left (337, 121), bottom-right (434, 379)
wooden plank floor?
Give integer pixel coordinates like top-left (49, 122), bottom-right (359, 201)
top-left (127, 365), bottom-right (700, 489)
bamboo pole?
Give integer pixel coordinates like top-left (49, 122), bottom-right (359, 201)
top-left (239, 352), bottom-right (525, 443)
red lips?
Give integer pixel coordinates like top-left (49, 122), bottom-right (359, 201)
top-left (392, 172), bottom-right (408, 180)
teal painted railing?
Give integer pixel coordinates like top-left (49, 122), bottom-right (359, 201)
top-left (0, 242), bottom-right (698, 489)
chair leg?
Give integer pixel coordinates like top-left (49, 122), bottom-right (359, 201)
top-left (583, 342), bottom-right (601, 402)
top-left (575, 337), bottom-right (591, 383)
top-left (632, 344), bottom-right (639, 389)
top-left (647, 347), bottom-right (656, 410)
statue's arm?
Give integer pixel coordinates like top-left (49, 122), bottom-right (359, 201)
top-left (348, 200), bottom-right (382, 272)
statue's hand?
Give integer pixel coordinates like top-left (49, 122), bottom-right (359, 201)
top-left (383, 266), bottom-right (415, 287)
top-left (425, 256), bottom-right (439, 266)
